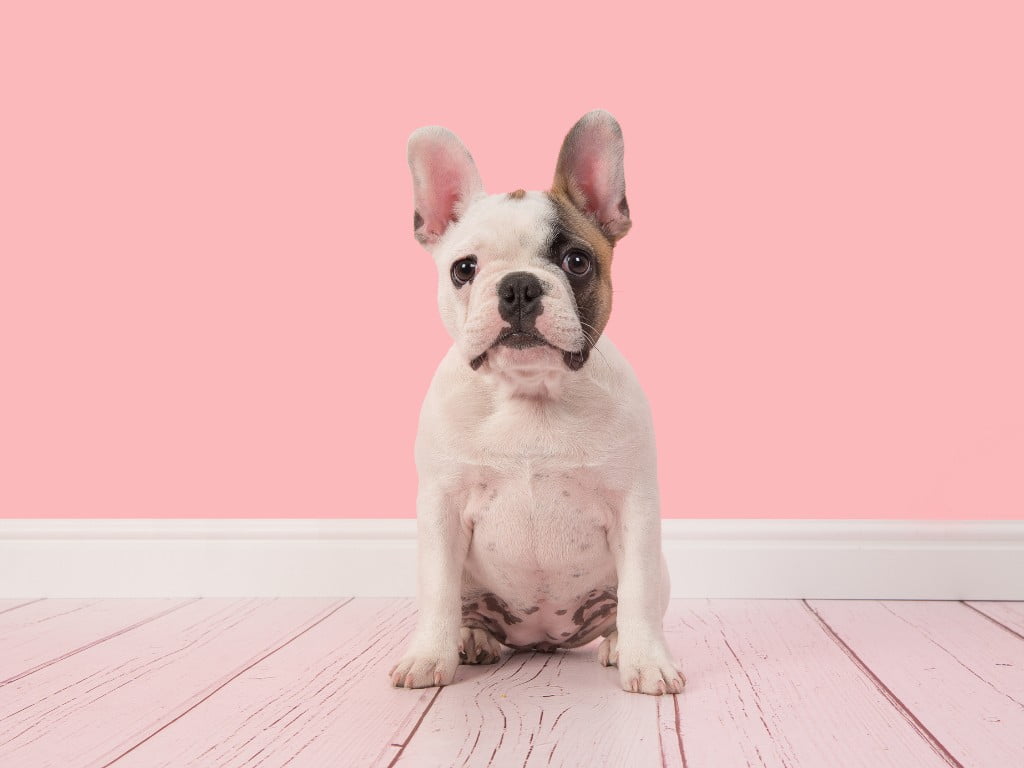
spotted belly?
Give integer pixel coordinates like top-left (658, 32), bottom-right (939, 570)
top-left (461, 587), bottom-right (618, 651)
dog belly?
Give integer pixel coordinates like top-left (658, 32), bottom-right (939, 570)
top-left (461, 580), bottom-right (618, 649)
top-left (460, 469), bottom-right (619, 649)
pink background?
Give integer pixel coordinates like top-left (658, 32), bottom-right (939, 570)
top-left (2, 2), bottom-right (1022, 519)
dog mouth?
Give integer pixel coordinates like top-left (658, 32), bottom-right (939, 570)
top-left (469, 328), bottom-right (589, 371)
top-left (496, 329), bottom-right (547, 350)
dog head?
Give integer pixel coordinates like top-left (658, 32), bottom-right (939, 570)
top-left (407, 111), bottom-right (631, 374)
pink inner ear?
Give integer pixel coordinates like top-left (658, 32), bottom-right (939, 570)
top-left (409, 128), bottom-right (484, 246)
top-left (419, 148), bottom-right (465, 237)
top-left (557, 116), bottom-right (627, 232)
top-left (573, 153), bottom-right (615, 219)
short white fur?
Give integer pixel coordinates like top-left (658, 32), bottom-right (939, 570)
top-left (391, 111), bottom-right (684, 695)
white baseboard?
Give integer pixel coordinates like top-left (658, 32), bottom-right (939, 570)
top-left (1, 519), bottom-right (1022, 599)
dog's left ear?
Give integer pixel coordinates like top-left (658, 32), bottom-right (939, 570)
top-left (407, 126), bottom-right (486, 249)
top-left (552, 110), bottom-right (632, 243)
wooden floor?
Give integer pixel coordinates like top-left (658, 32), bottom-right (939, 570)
top-left (0, 599), bottom-right (1021, 767)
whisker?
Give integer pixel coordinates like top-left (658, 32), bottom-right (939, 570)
top-left (577, 323), bottom-right (611, 370)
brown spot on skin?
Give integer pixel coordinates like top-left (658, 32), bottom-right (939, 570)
top-left (462, 609), bottom-right (508, 643)
top-left (561, 490), bottom-right (570, 498)
top-left (572, 589), bottom-right (617, 627)
top-left (465, 589), bottom-right (618, 652)
top-left (482, 593), bottom-right (522, 625)
top-left (558, 612), bottom-right (617, 647)
top-left (578, 602), bottom-right (616, 631)
top-left (507, 188), bottom-right (526, 199)
top-left (548, 588), bottom-right (617, 647)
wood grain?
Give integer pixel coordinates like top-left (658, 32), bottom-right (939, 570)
top-left (4, 598), bottom-right (1020, 767)
top-left (0, 599), bottom-right (45, 616)
top-left (392, 642), bottom-right (663, 768)
top-left (655, 691), bottom-right (686, 768)
top-left (664, 599), bottom-right (954, 768)
top-left (0, 598), bottom-right (194, 684)
top-left (0, 598), bottom-right (343, 768)
top-left (109, 598), bottom-right (437, 768)
top-left (966, 601), bottom-right (1024, 638)
top-left (809, 600), bottom-right (1024, 768)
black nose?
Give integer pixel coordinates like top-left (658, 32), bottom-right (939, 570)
top-left (497, 272), bottom-right (544, 324)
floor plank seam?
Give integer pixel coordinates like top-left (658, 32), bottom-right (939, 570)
top-left (802, 600), bottom-right (965, 768)
top-left (672, 692), bottom-right (688, 768)
top-left (385, 687), bottom-right (444, 768)
top-left (0, 598), bottom-right (46, 616)
top-left (97, 597), bottom-right (355, 768)
top-left (0, 598), bottom-right (202, 687)
top-left (961, 601), bottom-right (1024, 642)
top-left (878, 602), bottom-right (1024, 709)
top-left (8, 598), bottom-right (1017, 767)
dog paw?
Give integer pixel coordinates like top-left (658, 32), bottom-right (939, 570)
top-left (597, 630), bottom-right (619, 667)
top-left (616, 643), bottom-right (686, 695)
top-left (389, 647), bottom-right (459, 689)
top-left (459, 626), bottom-right (502, 665)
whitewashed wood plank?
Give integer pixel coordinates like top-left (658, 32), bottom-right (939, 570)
top-left (0, 599), bottom-right (45, 616)
top-left (809, 600), bottom-right (1024, 768)
top-left (109, 598), bottom-right (437, 768)
top-left (655, 693), bottom-right (686, 768)
top-left (0, 597), bottom-right (343, 768)
top-left (966, 601), bottom-right (1024, 637)
top-left (663, 600), bottom-right (955, 768)
top-left (0, 598), bottom-right (194, 684)
top-left (392, 643), bottom-right (662, 767)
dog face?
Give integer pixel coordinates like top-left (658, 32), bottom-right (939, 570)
top-left (407, 111), bottom-right (632, 372)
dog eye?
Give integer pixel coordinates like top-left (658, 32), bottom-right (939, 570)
top-left (450, 256), bottom-right (477, 286)
top-left (561, 249), bottom-right (591, 276)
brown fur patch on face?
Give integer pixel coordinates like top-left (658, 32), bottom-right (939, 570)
top-left (546, 191), bottom-right (614, 362)
top-left (507, 188), bottom-right (527, 200)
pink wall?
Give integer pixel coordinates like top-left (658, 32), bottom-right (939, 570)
top-left (2, 3), bottom-right (1022, 520)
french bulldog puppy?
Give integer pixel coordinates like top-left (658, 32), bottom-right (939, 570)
top-left (389, 111), bottom-right (684, 695)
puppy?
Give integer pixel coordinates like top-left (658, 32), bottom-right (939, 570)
top-left (389, 111), bottom-right (684, 695)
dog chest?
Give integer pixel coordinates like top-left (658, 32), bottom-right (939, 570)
top-left (462, 467), bottom-right (615, 587)
top-left (466, 464), bottom-right (611, 535)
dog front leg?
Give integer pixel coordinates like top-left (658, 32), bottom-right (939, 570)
top-left (390, 486), bottom-right (469, 688)
top-left (610, 483), bottom-right (685, 695)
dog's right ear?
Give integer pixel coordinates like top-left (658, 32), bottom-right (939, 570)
top-left (407, 127), bottom-right (485, 249)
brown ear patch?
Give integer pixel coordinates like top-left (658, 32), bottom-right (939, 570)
top-left (547, 191), bottom-right (615, 365)
top-left (507, 188), bottom-right (527, 200)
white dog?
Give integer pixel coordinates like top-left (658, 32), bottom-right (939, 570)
top-left (389, 111), bottom-right (684, 695)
